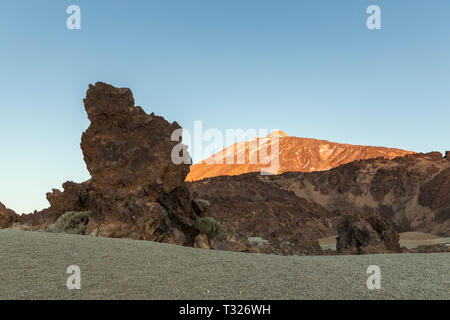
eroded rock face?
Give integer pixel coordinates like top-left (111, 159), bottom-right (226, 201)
top-left (419, 168), bottom-right (450, 210)
top-left (190, 152), bottom-right (450, 255)
top-left (19, 181), bottom-right (96, 229)
top-left (81, 82), bottom-right (190, 200)
top-left (46, 181), bottom-right (97, 217)
top-left (0, 202), bottom-right (18, 229)
top-left (80, 82), bottom-right (198, 244)
top-left (336, 212), bottom-right (401, 254)
top-left (190, 174), bottom-right (333, 255)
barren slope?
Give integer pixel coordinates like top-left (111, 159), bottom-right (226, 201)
top-left (186, 131), bottom-right (414, 181)
top-left (190, 152), bottom-right (450, 250)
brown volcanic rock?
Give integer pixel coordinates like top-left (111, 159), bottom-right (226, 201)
top-left (190, 173), bottom-right (336, 255)
top-left (0, 202), bottom-right (19, 229)
top-left (80, 82), bottom-right (198, 244)
top-left (277, 153), bottom-right (450, 236)
top-left (46, 181), bottom-right (97, 217)
top-left (336, 212), bottom-right (401, 254)
top-left (419, 168), bottom-right (450, 210)
top-left (419, 168), bottom-right (450, 226)
top-left (190, 152), bottom-right (450, 255)
top-left (81, 82), bottom-right (190, 199)
top-left (19, 181), bottom-right (97, 229)
top-left (407, 244), bottom-right (450, 253)
top-left (186, 131), bottom-right (413, 181)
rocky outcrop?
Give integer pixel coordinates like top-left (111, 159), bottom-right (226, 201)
top-left (288, 153), bottom-right (449, 236)
top-left (46, 181), bottom-right (96, 217)
top-left (79, 82), bottom-right (199, 244)
top-left (0, 202), bottom-right (19, 229)
top-left (190, 173), bottom-right (334, 255)
top-left (419, 168), bottom-right (450, 210)
top-left (9, 83), bottom-right (448, 257)
top-left (190, 152), bottom-right (450, 253)
top-left (336, 212), bottom-right (400, 254)
top-left (406, 244), bottom-right (450, 253)
top-left (18, 82), bottom-right (200, 245)
top-left (19, 181), bottom-right (96, 229)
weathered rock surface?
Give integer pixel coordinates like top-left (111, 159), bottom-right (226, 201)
top-left (0, 202), bottom-right (19, 229)
top-left (194, 234), bottom-right (210, 249)
top-left (406, 244), bottom-right (450, 253)
top-left (18, 82), bottom-right (200, 245)
top-left (190, 174), bottom-right (334, 255)
top-left (46, 181), bottom-right (96, 216)
top-left (189, 152), bottom-right (450, 255)
top-left (336, 212), bottom-right (400, 254)
top-left (79, 82), bottom-right (198, 244)
top-left (19, 181), bottom-right (96, 229)
top-left (9, 83), bottom-right (448, 257)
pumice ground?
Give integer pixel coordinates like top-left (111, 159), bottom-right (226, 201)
top-left (0, 230), bottom-right (448, 300)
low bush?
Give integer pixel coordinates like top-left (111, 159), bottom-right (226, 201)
top-left (193, 217), bottom-right (227, 241)
top-left (45, 211), bottom-right (90, 235)
top-left (11, 223), bottom-right (31, 231)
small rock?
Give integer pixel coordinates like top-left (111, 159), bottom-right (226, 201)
top-left (194, 234), bottom-right (210, 249)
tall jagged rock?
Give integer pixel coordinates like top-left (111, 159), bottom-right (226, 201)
top-left (80, 82), bottom-right (198, 244)
top-left (0, 202), bottom-right (18, 229)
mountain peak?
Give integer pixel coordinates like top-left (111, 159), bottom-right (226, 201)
top-left (266, 130), bottom-right (289, 138)
top-left (186, 133), bottom-right (415, 181)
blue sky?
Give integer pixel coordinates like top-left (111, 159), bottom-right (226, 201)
top-left (1, 0), bottom-right (449, 213)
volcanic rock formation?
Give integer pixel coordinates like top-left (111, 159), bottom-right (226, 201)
top-left (6, 83), bottom-right (448, 256)
top-left (79, 82), bottom-right (199, 244)
top-left (189, 152), bottom-right (450, 254)
top-left (186, 131), bottom-right (414, 181)
top-left (19, 181), bottom-right (96, 229)
top-left (336, 212), bottom-right (400, 254)
top-left (0, 202), bottom-right (18, 229)
top-left (189, 173), bottom-right (335, 255)
top-left (17, 82), bottom-right (200, 245)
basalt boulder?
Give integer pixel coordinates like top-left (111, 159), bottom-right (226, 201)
top-left (336, 212), bottom-right (401, 254)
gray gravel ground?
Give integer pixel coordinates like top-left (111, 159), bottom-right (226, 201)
top-left (0, 230), bottom-right (448, 300)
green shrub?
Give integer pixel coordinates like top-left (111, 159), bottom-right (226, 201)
top-left (45, 211), bottom-right (91, 235)
top-left (196, 199), bottom-right (210, 210)
top-left (194, 217), bottom-right (227, 241)
top-left (11, 223), bottom-right (31, 231)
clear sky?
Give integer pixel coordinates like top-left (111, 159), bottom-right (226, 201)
top-left (1, 0), bottom-right (449, 214)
